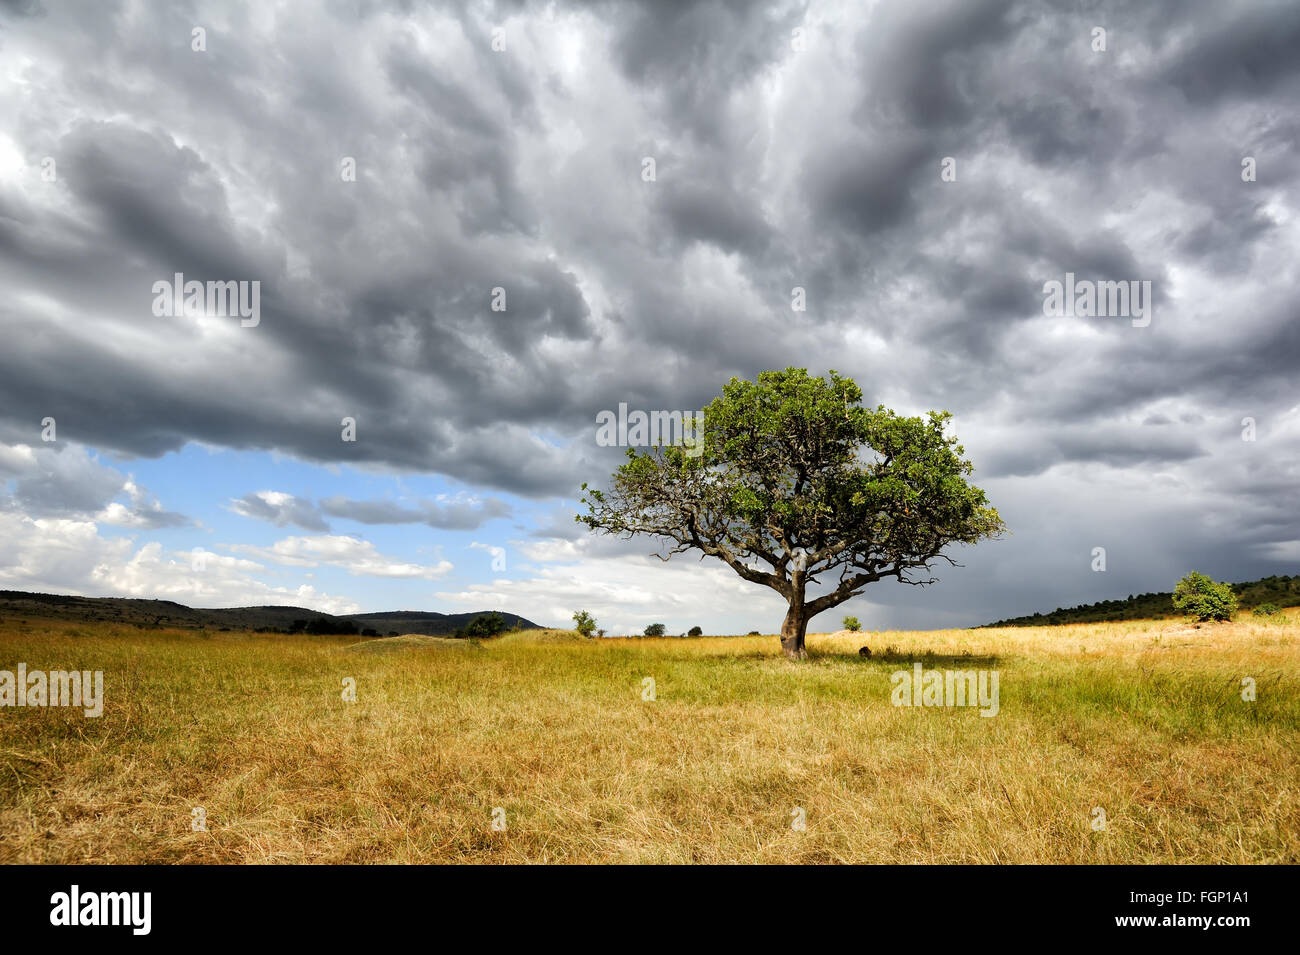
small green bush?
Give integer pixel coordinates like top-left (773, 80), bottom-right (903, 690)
top-left (1252, 603), bottom-right (1280, 617)
top-left (572, 610), bottom-right (597, 638)
top-left (688, 626), bottom-right (703, 637)
top-left (463, 612), bottom-right (508, 638)
top-left (644, 623), bottom-right (666, 637)
top-left (842, 615), bottom-right (861, 632)
top-left (1172, 572), bottom-right (1238, 622)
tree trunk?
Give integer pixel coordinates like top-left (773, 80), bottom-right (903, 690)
top-left (780, 602), bottom-right (809, 659)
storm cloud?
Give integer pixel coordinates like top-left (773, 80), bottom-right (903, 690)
top-left (1, 0), bottom-right (1297, 626)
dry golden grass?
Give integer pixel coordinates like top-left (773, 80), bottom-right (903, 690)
top-left (1, 612), bottom-right (1296, 864)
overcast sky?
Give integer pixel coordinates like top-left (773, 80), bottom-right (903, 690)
top-left (1, 0), bottom-right (1297, 633)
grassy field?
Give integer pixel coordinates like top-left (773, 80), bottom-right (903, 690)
top-left (1, 612), bottom-right (1297, 864)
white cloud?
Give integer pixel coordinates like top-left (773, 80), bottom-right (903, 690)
top-left (233, 534), bottom-right (454, 579)
top-left (437, 542), bottom-right (780, 635)
top-left (0, 512), bottom-right (358, 614)
top-left (0, 442), bottom-right (187, 528)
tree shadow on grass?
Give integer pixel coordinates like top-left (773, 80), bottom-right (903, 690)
top-left (813, 646), bottom-right (1002, 666)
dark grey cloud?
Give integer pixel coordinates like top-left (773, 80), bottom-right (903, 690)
top-left (1, 0), bottom-right (1298, 624)
top-left (1159, 1), bottom-right (1300, 105)
top-left (230, 490), bottom-right (511, 532)
top-left (230, 492), bottom-right (330, 532)
top-left (319, 494), bottom-right (511, 529)
top-left (0, 0), bottom-right (43, 17)
top-left (607, 0), bottom-right (805, 145)
top-left (656, 179), bottom-right (771, 255)
top-left (0, 444), bottom-right (189, 528)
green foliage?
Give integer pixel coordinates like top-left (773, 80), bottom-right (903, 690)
top-left (687, 625), bottom-right (703, 637)
top-left (644, 623), bottom-right (666, 637)
top-left (1173, 572), bottom-right (1239, 622)
top-left (572, 610), bottom-right (597, 638)
top-left (1253, 603), bottom-right (1280, 617)
top-left (842, 615), bottom-right (861, 632)
top-left (694, 369), bottom-right (1001, 554)
top-left (462, 612), bottom-right (508, 639)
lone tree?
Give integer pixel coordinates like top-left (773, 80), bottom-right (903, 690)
top-left (579, 368), bottom-right (1005, 659)
top-left (1172, 571), bottom-right (1237, 622)
top-left (572, 610), bottom-right (597, 638)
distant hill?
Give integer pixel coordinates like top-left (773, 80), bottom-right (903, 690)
top-left (0, 590), bottom-right (542, 637)
top-left (982, 574), bottom-right (1299, 627)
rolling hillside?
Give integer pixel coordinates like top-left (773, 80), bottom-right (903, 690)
top-left (982, 574), bottom-right (1299, 627)
top-left (0, 590), bottom-right (541, 636)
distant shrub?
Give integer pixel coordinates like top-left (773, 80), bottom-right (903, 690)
top-left (596, 628), bottom-right (606, 638)
top-left (747, 630), bottom-right (761, 636)
top-left (644, 623), bottom-right (666, 637)
top-left (842, 615), bottom-right (861, 632)
top-left (572, 610), bottom-right (597, 638)
top-left (1252, 603), bottom-right (1280, 617)
top-left (688, 626), bottom-right (703, 637)
top-left (463, 612), bottom-right (507, 639)
top-left (1172, 572), bottom-right (1238, 622)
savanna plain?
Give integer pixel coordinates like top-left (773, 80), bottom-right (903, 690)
top-left (1, 613), bottom-right (1296, 864)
